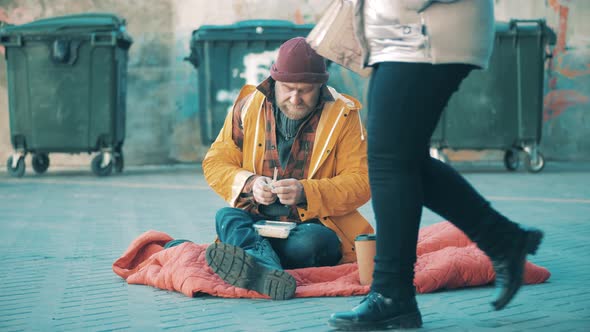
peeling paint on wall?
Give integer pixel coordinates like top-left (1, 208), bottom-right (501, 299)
top-left (543, 0), bottom-right (590, 121)
top-left (543, 0), bottom-right (589, 124)
top-left (549, 0), bottom-right (569, 54)
top-left (544, 89), bottom-right (589, 121)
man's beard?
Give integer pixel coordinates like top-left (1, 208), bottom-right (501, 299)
top-left (279, 102), bottom-right (314, 120)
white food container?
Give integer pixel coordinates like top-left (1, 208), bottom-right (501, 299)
top-left (253, 220), bottom-right (297, 239)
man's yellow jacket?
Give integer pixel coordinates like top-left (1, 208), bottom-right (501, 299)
top-left (203, 84), bottom-right (374, 263)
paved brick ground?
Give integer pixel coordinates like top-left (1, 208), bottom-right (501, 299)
top-left (0, 161), bottom-right (589, 331)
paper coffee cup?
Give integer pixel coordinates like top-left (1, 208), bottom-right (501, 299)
top-left (355, 234), bottom-right (376, 286)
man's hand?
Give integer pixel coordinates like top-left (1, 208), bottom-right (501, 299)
top-left (252, 176), bottom-right (278, 205)
top-left (271, 178), bottom-right (306, 206)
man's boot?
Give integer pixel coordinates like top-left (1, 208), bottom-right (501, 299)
top-left (467, 213), bottom-right (544, 310)
top-left (206, 239), bottom-right (296, 300)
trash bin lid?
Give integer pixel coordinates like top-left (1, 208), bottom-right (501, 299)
top-left (495, 21), bottom-right (511, 35)
top-left (496, 19), bottom-right (556, 43)
top-left (0, 13), bottom-right (126, 35)
top-left (192, 19), bottom-right (314, 41)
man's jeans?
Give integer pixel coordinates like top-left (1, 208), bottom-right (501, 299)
top-left (215, 207), bottom-right (342, 269)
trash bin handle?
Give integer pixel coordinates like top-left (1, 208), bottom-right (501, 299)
top-left (91, 31), bottom-right (117, 47)
top-left (509, 19), bottom-right (546, 29)
top-left (0, 34), bottom-right (22, 47)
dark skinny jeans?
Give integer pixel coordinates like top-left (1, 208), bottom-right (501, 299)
top-left (367, 62), bottom-right (512, 297)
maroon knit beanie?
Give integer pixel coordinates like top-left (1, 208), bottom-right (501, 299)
top-left (270, 37), bottom-right (329, 84)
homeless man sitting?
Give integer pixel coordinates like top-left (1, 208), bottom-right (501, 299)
top-left (201, 37), bottom-right (373, 300)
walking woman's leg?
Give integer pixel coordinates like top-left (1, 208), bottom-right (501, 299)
top-left (417, 61), bottom-right (543, 311)
top-left (368, 63), bottom-right (473, 299)
top-left (368, 63), bottom-right (427, 298)
top-left (422, 150), bottom-right (543, 310)
top-left (329, 63), bottom-right (473, 330)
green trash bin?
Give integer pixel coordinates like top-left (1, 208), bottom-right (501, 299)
top-left (0, 13), bottom-right (133, 177)
top-left (430, 19), bottom-right (555, 173)
top-left (186, 20), bottom-right (313, 145)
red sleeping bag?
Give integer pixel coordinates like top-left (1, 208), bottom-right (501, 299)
top-left (112, 221), bottom-right (550, 298)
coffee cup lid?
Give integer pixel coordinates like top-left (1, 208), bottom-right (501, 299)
top-left (355, 233), bottom-right (376, 241)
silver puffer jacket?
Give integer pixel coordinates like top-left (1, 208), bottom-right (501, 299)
top-left (352, 0), bottom-right (495, 69)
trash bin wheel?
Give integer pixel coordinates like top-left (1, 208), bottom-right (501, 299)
top-left (32, 153), bottom-right (50, 174)
top-left (114, 152), bottom-right (124, 173)
top-left (91, 153), bottom-right (113, 177)
top-left (525, 152), bottom-right (545, 173)
top-left (6, 156), bottom-right (26, 178)
top-left (503, 149), bottom-right (520, 171)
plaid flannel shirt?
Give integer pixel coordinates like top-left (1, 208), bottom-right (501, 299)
top-left (232, 80), bottom-right (334, 221)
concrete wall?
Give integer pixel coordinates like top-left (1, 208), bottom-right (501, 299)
top-left (0, 0), bottom-right (588, 169)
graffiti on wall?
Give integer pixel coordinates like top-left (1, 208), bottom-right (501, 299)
top-left (543, 0), bottom-right (589, 122)
top-left (242, 49), bottom-right (278, 85)
top-left (214, 49), bottom-right (278, 115)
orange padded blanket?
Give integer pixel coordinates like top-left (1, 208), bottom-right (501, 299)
top-left (112, 222), bottom-right (550, 298)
